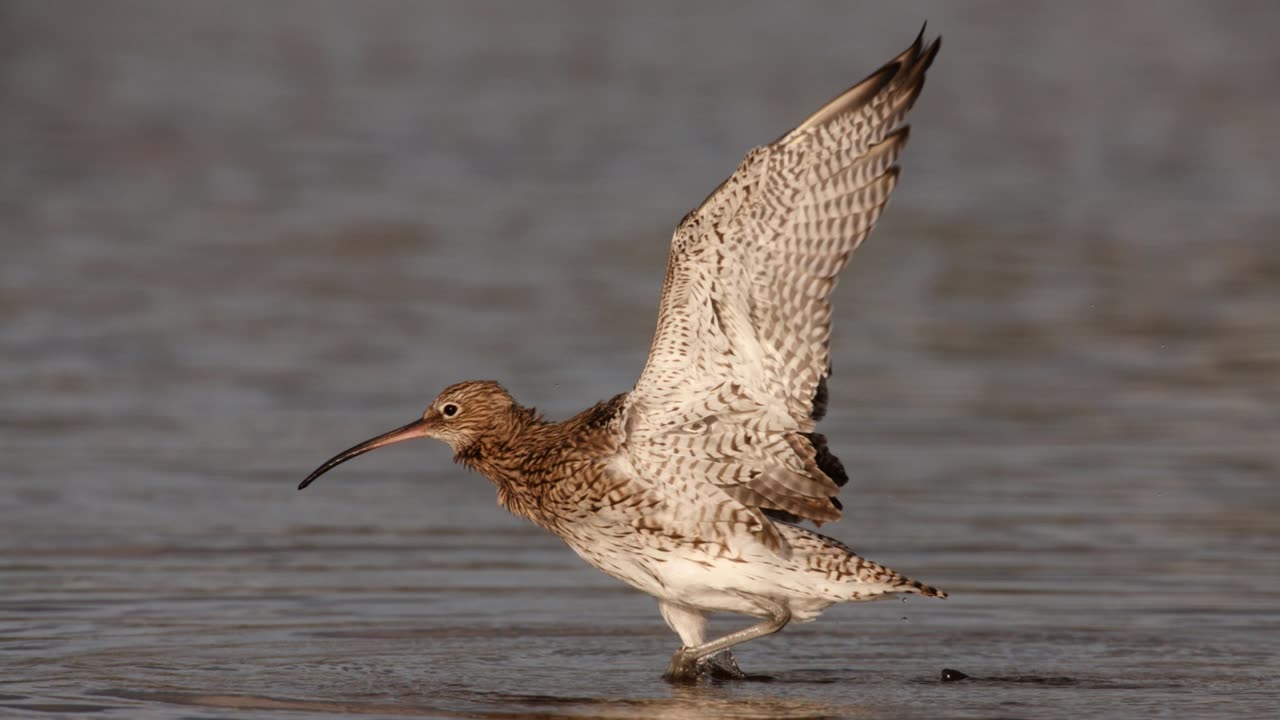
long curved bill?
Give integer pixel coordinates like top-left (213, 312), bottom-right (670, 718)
top-left (299, 419), bottom-right (431, 490)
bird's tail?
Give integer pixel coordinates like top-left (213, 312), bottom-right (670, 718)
top-left (896, 575), bottom-right (948, 599)
top-left (857, 554), bottom-right (949, 599)
top-left (774, 522), bottom-right (948, 601)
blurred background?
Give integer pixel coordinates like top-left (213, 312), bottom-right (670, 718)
top-left (2, 1), bottom-right (1277, 718)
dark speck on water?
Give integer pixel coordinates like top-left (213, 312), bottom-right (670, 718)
top-left (3, 2), bottom-right (1278, 719)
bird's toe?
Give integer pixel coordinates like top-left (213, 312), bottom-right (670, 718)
top-left (663, 648), bottom-right (751, 683)
top-left (699, 649), bottom-right (748, 680)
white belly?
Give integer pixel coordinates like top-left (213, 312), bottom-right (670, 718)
top-left (559, 524), bottom-right (853, 622)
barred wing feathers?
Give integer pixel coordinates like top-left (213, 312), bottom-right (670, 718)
top-left (622, 32), bottom-right (940, 555)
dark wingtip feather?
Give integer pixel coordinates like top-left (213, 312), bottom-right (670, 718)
top-left (921, 36), bottom-right (942, 75)
top-left (810, 375), bottom-right (829, 421)
top-left (895, 35), bottom-right (942, 113)
top-left (791, 29), bottom-right (941, 139)
top-left (800, 431), bottom-right (849, 488)
top-left (912, 22), bottom-right (928, 56)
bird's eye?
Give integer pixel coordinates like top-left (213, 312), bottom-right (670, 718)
top-left (442, 403), bottom-right (459, 418)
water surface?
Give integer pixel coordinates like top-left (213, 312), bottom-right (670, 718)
top-left (3, 2), bottom-right (1278, 718)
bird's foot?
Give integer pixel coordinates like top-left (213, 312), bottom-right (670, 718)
top-left (663, 648), bottom-right (748, 684)
top-left (700, 649), bottom-right (748, 680)
top-left (663, 647), bottom-right (700, 683)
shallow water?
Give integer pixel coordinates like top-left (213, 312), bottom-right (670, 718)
top-left (3, 2), bottom-right (1279, 718)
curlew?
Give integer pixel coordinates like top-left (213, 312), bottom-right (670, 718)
top-left (301, 29), bottom-right (945, 682)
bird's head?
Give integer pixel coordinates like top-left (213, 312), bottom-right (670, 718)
top-left (298, 380), bottom-right (522, 489)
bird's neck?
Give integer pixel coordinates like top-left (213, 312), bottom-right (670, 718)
top-left (453, 405), bottom-right (553, 522)
top-left (453, 394), bottom-right (627, 531)
top-left (454, 411), bottom-right (536, 473)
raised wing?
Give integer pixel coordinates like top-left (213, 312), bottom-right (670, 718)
top-left (622, 31), bottom-right (940, 555)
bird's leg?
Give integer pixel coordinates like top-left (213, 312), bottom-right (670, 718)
top-left (659, 601), bottom-right (718, 682)
top-left (662, 599), bottom-right (790, 683)
top-left (659, 600), bottom-right (745, 681)
top-left (677, 609), bottom-right (791, 665)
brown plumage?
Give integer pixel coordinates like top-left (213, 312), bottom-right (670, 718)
top-left (300, 29), bottom-right (945, 683)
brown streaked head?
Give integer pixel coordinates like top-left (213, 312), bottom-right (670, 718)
top-left (298, 380), bottom-right (519, 490)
